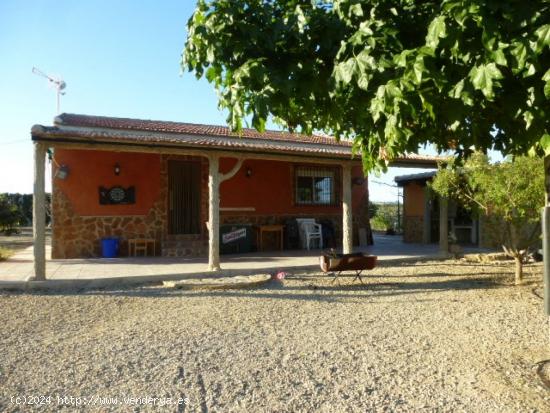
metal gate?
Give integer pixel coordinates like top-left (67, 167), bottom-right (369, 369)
top-left (168, 160), bottom-right (201, 234)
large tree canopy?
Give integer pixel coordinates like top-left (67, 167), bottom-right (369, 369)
top-left (183, 0), bottom-right (550, 171)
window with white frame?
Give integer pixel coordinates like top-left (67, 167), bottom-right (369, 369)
top-left (295, 166), bottom-right (338, 205)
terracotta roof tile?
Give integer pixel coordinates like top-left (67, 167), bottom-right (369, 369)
top-left (31, 113), bottom-right (444, 165)
top-left (54, 113), bottom-right (352, 147)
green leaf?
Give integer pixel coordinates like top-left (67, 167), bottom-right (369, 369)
top-left (523, 110), bottom-right (534, 129)
top-left (333, 59), bottom-right (357, 85)
top-left (357, 74), bottom-right (371, 91)
top-left (205, 66), bottom-right (217, 83)
top-left (206, 45), bottom-right (215, 63)
top-left (540, 134), bottom-right (550, 155)
top-left (426, 16), bottom-right (446, 49)
top-left (534, 24), bottom-right (550, 53)
top-left (450, 79), bottom-right (465, 99)
top-left (469, 63), bottom-right (503, 100)
top-left (491, 49), bottom-right (507, 67)
top-left (510, 41), bottom-right (528, 72)
top-left (356, 50), bottom-right (376, 71)
top-left (369, 86), bottom-right (386, 123)
top-left (543, 69), bottom-right (550, 98)
top-left (394, 49), bottom-right (412, 67)
top-left (252, 113), bottom-right (266, 132)
top-left (413, 55), bottom-right (425, 83)
top-left (349, 4), bottom-right (363, 17)
top-left (385, 81), bottom-right (402, 98)
top-left (295, 5), bottom-right (307, 32)
top-left (419, 93), bottom-right (435, 119)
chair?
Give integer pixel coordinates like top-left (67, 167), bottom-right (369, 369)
top-left (129, 238), bottom-right (155, 257)
top-left (296, 218), bottom-right (323, 250)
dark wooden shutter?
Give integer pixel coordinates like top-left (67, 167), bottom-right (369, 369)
top-left (168, 161), bottom-right (201, 234)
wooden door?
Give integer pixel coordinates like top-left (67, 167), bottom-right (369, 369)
top-left (168, 161), bottom-right (201, 234)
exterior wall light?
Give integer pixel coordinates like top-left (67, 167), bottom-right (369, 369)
top-left (352, 177), bottom-right (365, 185)
top-left (56, 165), bottom-right (69, 180)
top-left (114, 163), bottom-right (121, 176)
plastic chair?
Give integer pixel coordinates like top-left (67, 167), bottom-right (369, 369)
top-left (296, 218), bottom-right (323, 250)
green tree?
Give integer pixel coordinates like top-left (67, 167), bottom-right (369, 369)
top-left (370, 202), bottom-right (399, 232)
top-left (183, 1), bottom-right (549, 170)
top-left (431, 154), bottom-right (544, 284)
top-left (0, 194), bottom-right (21, 234)
top-left (368, 201), bottom-right (378, 220)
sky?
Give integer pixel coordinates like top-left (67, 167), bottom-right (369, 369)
top-left (0, 0), bottom-right (436, 202)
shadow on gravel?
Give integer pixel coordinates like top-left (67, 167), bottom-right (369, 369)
top-left (291, 271), bottom-right (513, 280)
top-left (9, 276), bottom-right (502, 303)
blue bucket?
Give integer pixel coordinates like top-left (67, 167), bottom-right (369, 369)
top-left (101, 237), bottom-right (119, 258)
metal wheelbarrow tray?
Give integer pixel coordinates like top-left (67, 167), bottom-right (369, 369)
top-left (319, 253), bottom-right (378, 284)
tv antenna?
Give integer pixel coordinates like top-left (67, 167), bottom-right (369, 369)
top-left (32, 67), bottom-right (66, 114)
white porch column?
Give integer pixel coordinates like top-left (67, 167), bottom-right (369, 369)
top-left (439, 196), bottom-right (449, 254)
top-left (208, 154), bottom-right (221, 271)
top-left (342, 163), bottom-right (353, 254)
top-left (33, 142), bottom-right (46, 281)
top-left (422, 186), bottom-right (431, 244)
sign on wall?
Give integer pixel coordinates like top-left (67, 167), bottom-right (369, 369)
top-left (222, 228), bottom-right (247, 244)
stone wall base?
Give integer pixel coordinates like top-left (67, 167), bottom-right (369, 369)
top-left (403, 216), bottom-right (424, 243)
top-left (51, 188), bottom-right (166, 258)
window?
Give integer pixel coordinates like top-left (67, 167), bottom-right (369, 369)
top-left (295, 166), bottom-right (338, 205)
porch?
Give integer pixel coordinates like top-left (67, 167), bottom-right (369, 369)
top-left (0, 235), bottom-right (453, 287)
top-left (29, 113), bottom-right (442, 282)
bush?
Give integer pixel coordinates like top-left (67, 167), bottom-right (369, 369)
top-left (0, 195), bottom-right (21, 234)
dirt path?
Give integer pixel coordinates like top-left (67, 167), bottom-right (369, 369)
top-left (1, 259), bottom-right (549, 412)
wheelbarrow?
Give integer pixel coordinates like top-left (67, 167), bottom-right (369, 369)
top-left (319, 253), bottom-right (377, 284)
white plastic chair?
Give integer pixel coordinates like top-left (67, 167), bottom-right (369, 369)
top-left (296, 218), bottom-right (323, 250)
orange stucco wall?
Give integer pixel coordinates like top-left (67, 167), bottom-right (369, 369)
top-left (53, 149), bottom-right (161, 216)
top-left (54, 150), bottom-right (366, 219)
top-left (219, 158), bottom-right (366, 215)
top-left (403, 182), bottom-right (425, 217)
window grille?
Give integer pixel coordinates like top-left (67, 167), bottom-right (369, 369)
top-left (294, 165), bottom-right (340, 206)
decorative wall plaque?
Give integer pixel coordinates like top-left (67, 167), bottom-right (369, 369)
top-left (99, 186), bottom-right (136, 205)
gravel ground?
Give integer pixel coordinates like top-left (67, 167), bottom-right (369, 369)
top-left (1, 259), bottom-right (549, 412)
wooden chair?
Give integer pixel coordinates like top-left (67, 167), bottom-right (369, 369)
top-left (129, 238), bottom-right (155, 257)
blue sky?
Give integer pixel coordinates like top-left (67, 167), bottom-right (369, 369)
top-left (0, 0), bottom-right (432, 201)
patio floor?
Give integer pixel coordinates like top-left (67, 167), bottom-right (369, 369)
top-left (0, 235), bottom-right (490, 287)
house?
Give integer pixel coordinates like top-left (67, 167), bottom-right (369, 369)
top-left (395, 171), bottom-right (481, 247)
top-left (30, 113), bottom-right (439, 280)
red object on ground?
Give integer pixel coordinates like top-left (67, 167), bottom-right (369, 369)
top-left (272, 271), bottom-right (287, 280)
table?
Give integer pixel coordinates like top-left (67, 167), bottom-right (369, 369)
top-left (257, 225), bottom-right (284, 252)
top-left (128, 238), bottom-right (156, 257)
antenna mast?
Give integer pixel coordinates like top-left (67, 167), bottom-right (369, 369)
top-left (32, 67), bottom-right (67, 114)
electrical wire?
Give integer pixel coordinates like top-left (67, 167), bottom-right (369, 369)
top-left (1, 139), bottom-right (29, 145)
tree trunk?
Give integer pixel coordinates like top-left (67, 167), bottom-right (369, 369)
top-left (543, 156), bottom-right (550, 341)
top-left (342, 164), bottom-right (353, 254)
top-left (514, 255), bottom-right (523, 285)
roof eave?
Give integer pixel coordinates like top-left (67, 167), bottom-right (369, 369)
top-left (31, 126), bottom-right (360, 162)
